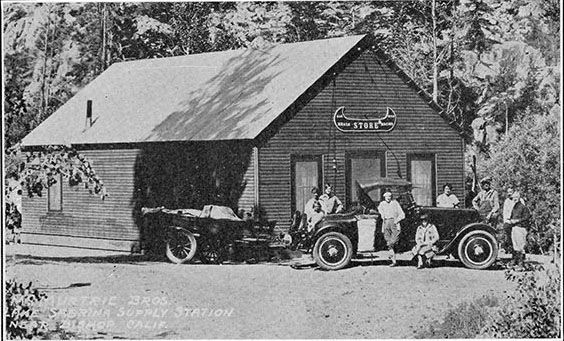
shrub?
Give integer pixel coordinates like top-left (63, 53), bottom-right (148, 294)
top-left (415, 294), bottom-right (500, 338)
top-left (5, 280), bottom-right (48, 339)
top-left (479, 113), bottom-right (560, 254)
top-left (480, 265), bottom-right (561, 338)
top-left (4, 202), bottom-right (22, 243)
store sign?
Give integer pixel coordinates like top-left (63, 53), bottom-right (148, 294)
top-left (333, 106), bottom-right (397, 132)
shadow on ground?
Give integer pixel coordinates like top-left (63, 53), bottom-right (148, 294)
top-left (6, 253), bottom-right (163, 266)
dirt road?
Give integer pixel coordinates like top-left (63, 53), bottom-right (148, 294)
top-left (5, 244), bottom-right (520, 339)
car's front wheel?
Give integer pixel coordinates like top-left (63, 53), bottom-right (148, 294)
top-left (313, 232), bottom-right (353, 270)
top-left (165, 228), bottom-right (197, 264)
top-left (199, 239), bottom-right (226, 264)
top-left (457, 230), bottom-right (498, 270)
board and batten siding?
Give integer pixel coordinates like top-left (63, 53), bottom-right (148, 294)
top-left (258, 50), bottom-right (464, 230)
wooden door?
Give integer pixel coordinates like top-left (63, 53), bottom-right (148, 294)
top-left (292, 155), bottom-right (322, 213)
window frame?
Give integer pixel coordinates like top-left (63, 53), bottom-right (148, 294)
top-left (47, 173), bottom-right (63, 212)
top-left (406, 153), bottom-right (437, 206)
top-left (345, 150), bottom-right (387, 206)
top-left (290, 154), bottom-right (323, 214)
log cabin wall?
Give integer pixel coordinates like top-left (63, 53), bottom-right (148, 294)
top-left (258, 50), bottom-right (464, 230)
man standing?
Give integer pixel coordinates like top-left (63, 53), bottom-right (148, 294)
top-left (304, 186), bottom-right (321, 218)
top-left (378, 190), bottom-right (405, 267)
top-left (436, 183), bottom-right (460, 208)
top-left (502, 187), bottom-right (516, 253)
top-left (319, 184), bottom-right (343, 214)
top-left (506, 190), bottom-right (531, 270)
top-left (472, 177), bottom-right (500, 225)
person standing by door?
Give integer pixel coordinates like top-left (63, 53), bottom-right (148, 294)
top-left (319, 184), bottom-right (343, 214)
top-left (304, 186), bottom-right (322, 218)
top-left (378, 190), bottom-right (405, 267)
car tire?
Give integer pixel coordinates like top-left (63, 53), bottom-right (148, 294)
top-left (457, 230), bottom-right (498, 270)
top-left (313, 232), bottom-right (353, 271)
top-left (165, 228), bottom-right (197, 264)
top-left (199, 240), bottom-right (225, 264)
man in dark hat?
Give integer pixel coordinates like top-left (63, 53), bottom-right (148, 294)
top-left (412, 213), bottom-right (440, 269)
top-left (472, 176), bottom-right (500, 225)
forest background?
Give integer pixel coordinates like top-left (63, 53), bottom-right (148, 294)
top-left (2, 0), bottom-right (561, 254)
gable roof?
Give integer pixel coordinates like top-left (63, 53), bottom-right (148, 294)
top-left (21, 35), bottom-right (369, 146)
top-left (21, 34), bottom-right (461, 147)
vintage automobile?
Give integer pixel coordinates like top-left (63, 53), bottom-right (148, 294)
top-left (288, 177), bottom-right (498, 270)
top-left (142, 205), bottom-right (279, 264)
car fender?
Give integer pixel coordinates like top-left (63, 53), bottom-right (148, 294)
top-left (439, 222), bottom-right (497, 255)
top-left (167, 226), bottom-right (200, 238)
top-left (312, 222), bottom-right (356, 246)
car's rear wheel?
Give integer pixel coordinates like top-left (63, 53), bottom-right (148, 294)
top-left (166, 228), bottom-right (197, 264)
top-left (313, 232), bottom-right (353, 270)
top-left (457, 230), bottom-right (498, 270)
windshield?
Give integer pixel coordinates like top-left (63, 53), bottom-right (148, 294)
top-left (355, 179), bottom-right (415, 210)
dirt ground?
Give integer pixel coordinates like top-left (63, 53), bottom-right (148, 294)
top-left (5, 244), bottom-right (545, 339)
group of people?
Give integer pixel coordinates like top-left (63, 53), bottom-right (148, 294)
top-left (303, 184), bottom-right (343, 232)
top-left (302, 176), bottom-right (531, 270)
top-left (471, 177), bottom-right (531, 269)
top-left (433, 176), bottom-right (532, 269)
top-left (377, 190), bottom-right (439, 269)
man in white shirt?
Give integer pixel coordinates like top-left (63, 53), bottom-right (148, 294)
top-left (377, 190), bottom-right (405, 267)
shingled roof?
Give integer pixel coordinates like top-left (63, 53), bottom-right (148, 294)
top-left (21, 35), bottom-right (370, 146)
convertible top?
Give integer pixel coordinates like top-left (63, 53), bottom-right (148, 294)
top-left (141, 205), bottom-right (242, 221)
top-left (356, 177), bottom-right (412, 192)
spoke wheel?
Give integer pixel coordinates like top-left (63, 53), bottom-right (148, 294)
top-left (313, 232), bottom-right (353, 271)
top-left (199, 240), bottom-right (225, 264)
top-left (458, 230), bottom-right (498, 270)
top-left (165, 228), bottom-right (197, 264)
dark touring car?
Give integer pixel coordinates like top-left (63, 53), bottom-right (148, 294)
top-left (142, 205), bottom-right (280, 264)
top-left (288, 177), bottom-right (499, 270)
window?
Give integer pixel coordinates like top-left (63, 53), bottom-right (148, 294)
top-left (407, 154), bottom-right (436, 206)
top-left (48, 174), bottom-right (63, 211)
top-left (291, 155), bottom-right (322, 213)
top-left (346, 150), bottom-right (386, 205)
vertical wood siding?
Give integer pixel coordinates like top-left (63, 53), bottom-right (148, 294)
top-left (258, 50), bottom-right (464, 230)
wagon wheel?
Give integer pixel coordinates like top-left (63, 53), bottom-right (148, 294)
top-left (199, 240), bottom-right (226, 264)
top-left (165, 228), bottom-right (197, 264)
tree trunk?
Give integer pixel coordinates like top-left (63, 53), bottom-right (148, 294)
top-left (40, 21), bottom-right (50, 121)
top-left (101, 3), bottom-right (107, 70)
top-left (432, 0), bottom-right (438, 103)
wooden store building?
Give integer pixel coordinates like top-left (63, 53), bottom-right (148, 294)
top-left (21, 34), bottom-right (465, 251)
